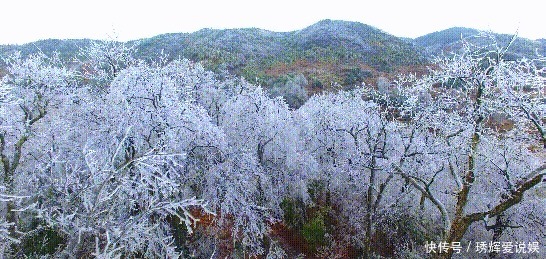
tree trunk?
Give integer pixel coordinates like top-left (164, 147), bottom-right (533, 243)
top-left (436, 79), bottom-right (485, 259)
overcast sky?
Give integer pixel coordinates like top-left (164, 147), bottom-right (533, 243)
top-left (1, 0), bottom-right (544, 44)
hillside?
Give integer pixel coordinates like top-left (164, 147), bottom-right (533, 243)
top-left (0, 38), bottom-right (94, 61)
top-left (1, 35), bottom-right (544, 258)
top-left (132, 20), bottom-right (428, 96)
top-left (415, 27), bottom-right (546, 59)
top-left (1, 21), bottom-right (544, 99)
top-left (415, 27), bottom-right (480, 54)
top-left (1, 21), bottom-right (545, 258)
top-left (0, 20), bottom-right (427, 95)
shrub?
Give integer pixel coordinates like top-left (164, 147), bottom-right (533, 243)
top-left (301, 213), bottom-right (326, 252)
top-left (280, 197), bottom-right (306, 231)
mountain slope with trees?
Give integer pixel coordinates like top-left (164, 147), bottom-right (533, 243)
top-left (415, 27), bottom-right (546, 59)
top-left (0, 20), bottom-right (426, 97)
top-left (0, 35), bottom-right (544, 258)
top-left (3, 21), bottom-right (545, 108)
top-left (0, 22), bottom-right (544, 258)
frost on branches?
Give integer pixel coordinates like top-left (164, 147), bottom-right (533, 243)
top-left (0, 42), bottom-right (284, 257)
top-left (0, 36), bottom-right (544, 258)
top-left (390, 38), bottom-right (546, 258)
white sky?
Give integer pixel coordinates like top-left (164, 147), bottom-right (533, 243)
top-left (1, 0), bottom-right (544, 45)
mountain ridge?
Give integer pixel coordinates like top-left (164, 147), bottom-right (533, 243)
top-left (1, 20), bottom-right (544, 93)
top-left (415, 27), bottom-right (546, 58)
top-left (2, 20), bottom-right (544, 59)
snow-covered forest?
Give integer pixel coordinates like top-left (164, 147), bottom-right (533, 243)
top-left (0, 37), bottom-right (545, 258)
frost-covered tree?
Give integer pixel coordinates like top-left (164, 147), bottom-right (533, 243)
top-left (38, 59), bottom-right (223, 257)
top-left (0, 53), bottom-right (76, 251)
top-left (268, 73), bottom-right (309, 109)
top-left (293, 36), bottom-right (545, 257)
top-left (1, 34), bottom-right (544, 258)
top-left (392, 38), bottom-right (546, 258)
top-left (194, 86), bottom-right (312, 256)
top-left (78, 39), bottom-right (137, 89)
top-left (297, 89), bottom-right (419, 256)
top-left (0, 49), bottom-right (239, 257)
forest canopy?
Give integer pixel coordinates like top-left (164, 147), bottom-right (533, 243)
top-left (0, 36), bottom-right (544, 258)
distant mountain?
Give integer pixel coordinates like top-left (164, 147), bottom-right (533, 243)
top-left (134, 19), bottom-right (426, 87)
top-left (0, 39), bottom-right (95, 62)
top-left (133, 27), bottom-right (290, 78)
top-left (135, 19), bottom-right (425, 66)
top-left (415, 27), bottom-right (480, 54)
top-left (289, 20), bottom-right (424, 67)
top-left (415, 27), bottom-right (546, 59)
top-left (1, 20), bottom-right (428, 88)
top-left (1, 21), bottom-right (544, 92)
